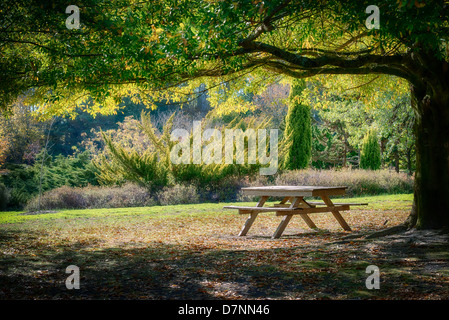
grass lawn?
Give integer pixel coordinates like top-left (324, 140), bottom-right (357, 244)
top-left (1, 193), bottom-right (449, 300)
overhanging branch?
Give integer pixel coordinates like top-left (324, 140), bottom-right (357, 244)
top-left (262, 59), bottom-right (418, 86)
top-left (240, 41), bottom-right (406, 69)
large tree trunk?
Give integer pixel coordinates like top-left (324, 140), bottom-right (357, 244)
top-left (393, 143), bottom-right (400, 173)
top-left (407, 81), bottom-right (449, 229)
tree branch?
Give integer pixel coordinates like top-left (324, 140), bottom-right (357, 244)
top-left (262, 59), bottom-right (417, 85)
top-left (241, 41), bottom-right (406, 70)
top-left (239, 0), bottom-right (292, 46)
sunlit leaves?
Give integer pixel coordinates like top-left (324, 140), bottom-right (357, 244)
top-left (302, 74), bottom-right (410, 112)
top-left (1, 0), bottom-right (447, 116)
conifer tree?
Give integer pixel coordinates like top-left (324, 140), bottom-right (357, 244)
top-left (282, 79), bottom-right (312, 170)
top-left (360, 129), bottom-right (381, 170)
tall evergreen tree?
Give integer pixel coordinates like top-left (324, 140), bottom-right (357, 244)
top-left (360, 129), bottom-right (381, 170)
top-left (283, 79), bottom-right (312, 170)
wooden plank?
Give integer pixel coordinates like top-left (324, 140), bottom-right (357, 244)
top-left (311, 188), bottom-right (347, 197)
top-left (306, 202), bottom-right (368, 206)
top-left (241, 186), bottom-right (347, 197)
top-left (331, 211), bottom-right (352, 231)
top-left (224, 206), bottom-right (303, 212)
top-left (295, 197), bottom-right (317, 229)
top-left (299, 213), bottom-right (317, 229)
top-left (289, 197), bottom-right (301, 208)
top-left (275, 197), bottom-right (316, 208)
top-left (273, 196), bottom-right (316, 236)
top-left (297, 198), bottom-right (316, 208)
top-left (225, 204), bottom-right (350, 214)
top-left (257, 196), bottom-right (269, 207)
top-left (274, 203), bottom-right (316, 208)
top-left (275, 205), bottom-right (350, 215)
top-left (243, 189), bottom-right (315, 197)
top-left (273, 204), bottom-right (291, 208)
top-left (272, 215), bottom-right (293, 239)
top-left (239, 212), bottom-right (258, 236)
top-left (321, 195), bottom-right (352, 231)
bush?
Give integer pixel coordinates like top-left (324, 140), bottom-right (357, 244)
top-left (274, 168), bottom-right (413, 196)
top-left (156, 184), bottom-right (200, 205)
top-left (0, 164), bottom-right (37, 209)
top-left (103, 183), bottom-right (156, 208)
top-left (25, 183), bottom-right (155, 211)
top-left (25, 186), bottom-right (86, 211)
top-left (0, 151), bottom-right (100, 210)
top-left (0, 182), bottom-right (9, 210)
top-left (97, 111), bottom-right (267, 193)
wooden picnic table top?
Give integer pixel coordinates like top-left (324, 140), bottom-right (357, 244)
top-left (241, 185), bottom-right (347, 197)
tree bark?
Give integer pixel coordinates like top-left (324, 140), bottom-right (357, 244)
top-left (406, 146), bottom-right (413, 176)
top-left (394, 143), bottom-right (400, 173)
top-left (407, 82), bottom-right (449, 229)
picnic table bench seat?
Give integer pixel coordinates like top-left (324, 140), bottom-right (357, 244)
top-left (304, 201), bottom-right (368, 206)
top-left (223, 204), bottom-right (352, 215)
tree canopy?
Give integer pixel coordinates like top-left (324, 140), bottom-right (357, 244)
top-left (1, 0), bottom-right (447, 116)
top-left (1, 0), bottom-right (449, 229)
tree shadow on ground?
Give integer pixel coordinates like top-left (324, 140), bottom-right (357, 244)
top-left (1, 227), bottom-right (448, 299)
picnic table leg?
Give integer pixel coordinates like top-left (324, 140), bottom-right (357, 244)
top-left (272, 214), bottom-right (292, 239)
top-left (320, 195), bottom-right (352, 231)
top-left (299, 213), bottom-right (317, 229)
top-left (238, 196), bottom-right (268, 236)
top-left (290, 197), bottom-right (318, 230)
top-left (297, 198), bottom-right (318, 229)
top-left (272, 197), bottom-right (300, 238)
top-left (279, 197), bottom-right (291, 204)
top-left (239, 212), bottom-right (259, 236)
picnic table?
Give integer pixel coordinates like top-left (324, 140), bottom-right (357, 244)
top-left (223, 186), bottom-right (367, 239)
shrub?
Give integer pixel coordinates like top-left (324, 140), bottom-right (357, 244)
top-left (156, 184), bottom-right (200, 205)
top-left (103, 183), bottom-right (156, 208)
top-left (25, 183), bottom-right (155, 211)
top-left (0, 151), bottom-right (100, 210)
top-left (25, 186), bottom-right (86, 211)
top-left (0, 182), bottom-right (9, 210)
top-left (274, 168), bottom-right (413, 196)
top-left (0, 164), bottom-right (37, 209)
top-left (97, 111), bottom-right (268, 193)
